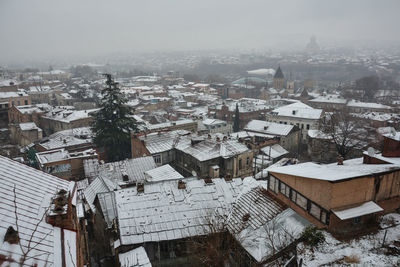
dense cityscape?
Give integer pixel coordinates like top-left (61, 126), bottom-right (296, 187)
top-left (1, 1), bottom-right (400, 267)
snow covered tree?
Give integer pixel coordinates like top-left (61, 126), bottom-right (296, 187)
top-left (233, 103), bottom-right (240, 132)
top-left (91, 74), bottom-right (138, 162)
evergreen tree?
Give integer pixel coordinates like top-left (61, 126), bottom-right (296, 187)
top-left (91, 74), bottom-right (138, 162)
top-left (233, 103), bottom-right (240, 132)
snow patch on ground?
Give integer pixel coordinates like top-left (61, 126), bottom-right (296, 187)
top-left (297, 213), bottom-right (400, 267)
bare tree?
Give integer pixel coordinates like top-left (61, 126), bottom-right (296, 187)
top-left (319, 108), bottom-right (369, 160)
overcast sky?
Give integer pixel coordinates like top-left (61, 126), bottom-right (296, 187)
top-left (1, 0), bottom-right (399, 63)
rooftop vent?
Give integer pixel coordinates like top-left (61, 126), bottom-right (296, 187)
top-left (242, 214), bottom-right (250, 222)
top-left (4, 226), bottom-right (19, 244)
top-left (137, 182), bottom-right (144, 193)
top-left (204, 177), bottom-right (213, 184)
top-left (178, 179), bottom-right (186, 189)
top-left (337, 156), bottom-right (344, 165)
top-left (264, 126), bottom-right (268, 130)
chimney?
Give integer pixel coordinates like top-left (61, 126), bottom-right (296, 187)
top-left (178, 179), bottom-right (186, 189)
top-left (242, 213), bottom-right (250, 222)
top-left (46, 189), bottom-right (74, 229)
top-left (137, 182), bottom-right (144, 193)
top-left (224, 173), bottom-right (232, 182)
top-left (264, 126), bottom-right (268, 130)
top-left (4, 226), bottom-right (19, 244)
top-left (223, 136), bottom-right (227, 142)
top-left (292, 110), bottom-right (296, 115)
top-left (208, 134), bottom-right (211, 139)
top-left (204, 177), bottom-right (213, 184)
top-left (216, 136), bottom-right (220, 142)
top-left (337, 156), bottom-right (344, 165)
top-left (122, 173), bottom-right (129, 182)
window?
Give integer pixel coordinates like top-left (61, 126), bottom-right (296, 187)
top-left (246, 157), bottom-right (250, 165)
top-left (239, 159), bottom-right (242, 169)
top-left (306, 124), bottom-right (310, 130)
top-left (12, 101), bottom-right (15, 106)
top-left (24, 100), bottom-right (28, 105)
top-left (353, 217), bottom-right (361, 224)
top-left (153, 154), bottom-right (161, 164)
top-left (301, 124), bottom-right (304, 129)
top-left (17, 101), bottom-right (20, 105)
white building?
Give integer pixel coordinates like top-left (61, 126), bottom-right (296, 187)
top-left (267, 102), bottom-right (323, 140)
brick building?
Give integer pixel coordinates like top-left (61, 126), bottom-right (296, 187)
top-left (267, 131), bottom-right (400, 235)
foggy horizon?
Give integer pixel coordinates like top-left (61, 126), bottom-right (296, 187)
top-left (1, 0), bottom-right (400, 64)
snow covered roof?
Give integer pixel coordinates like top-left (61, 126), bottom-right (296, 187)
top-left (97, 191), bottom-right (118, 228)
top-left (271, 102), bottom-right (323, 120)
top-left (332, 201), bottom-right (383, 220)
top-left (202, 118), bottom-right (227, 126)
top-left (39, 133), bottom-right (92, 151)
top-left (145, 164), bottom-right (184, 183)
top-left (145, 119), bottom-right (195, 131)
top-left (308, 95), bottom-right (347, 104)
top-left (42, 108), bottom-right (98, 123)
top-left (384, 130), bottom-right (400, 141)
top-left (15, 104), bottom-right (52, 114)
top-left (83, 157), bottom-right (157, 185)
top-left (83, 176), bottom-right (120, 212)
top-left (0, 91), bottom-right (28, 98)
top-left (228, 183), bottom-right (311, 263)
top-left (245, 120), bottom-right (294, 136)
top-left (177, 139), bottom-right (250, 161)
top-left (347, 100), bottom-right (392, 110)
top-left (260, 144), bottom-right (288, 160)
top-left (307, 129), bottom-right (331, 139)
top-left (268, 157), bottom-right (400, 182)
top-left (118, 246), bottom-right (151, 267)
top-left (117, 178), bottom-right (243, 245)
top-left (0, 155), bottom-right (77, 267)
top-left (19, 122), bottom-right (41, 131)
top-left (140, 130), bottom-right (191, 154)
top-left (233, 131), bottom-right (275, 139)
top-left (36, 148), bottom-right (70, 165)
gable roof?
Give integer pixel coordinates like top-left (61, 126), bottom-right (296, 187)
top-left (271, 102), bottom-right (323, 120)
top-left (83, 157), bottom-right (157, 185)
top-left (116, 178), bottom-right (244, 246)
top-left (0, 155), bottom-right (76, 267)
top-left (244, 120), bottom-right (294, 136)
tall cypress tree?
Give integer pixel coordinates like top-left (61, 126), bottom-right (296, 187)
top-left (233, 103), bottom-right (240, 132)
top-left (91, 74), bottom-right (138, 162)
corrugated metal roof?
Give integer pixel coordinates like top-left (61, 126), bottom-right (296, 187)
top-left (140, 130), bottom-right (190, 154)
top-left (116, 178), bottom-right (243, 245)
top-left (145, 164), bottom-right (183, 183)
top-left (245, 120), bottom-right (294, 136)
top-left (83, 176), bottom-right (120, 212)
top-left (0, 155), bottom-right (75, 266)
top-left (119, 246), bottom-right (151, 267)
top-left (84, 157), bottom-right (157, 184)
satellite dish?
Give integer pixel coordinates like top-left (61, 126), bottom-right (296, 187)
top-left (367, 147), bottom-right (375, 157)
top-left (191, 170), bottom-right (197, 177)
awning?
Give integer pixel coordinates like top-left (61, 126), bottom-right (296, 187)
top-left (332, 201), bottom-right (383, 220)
